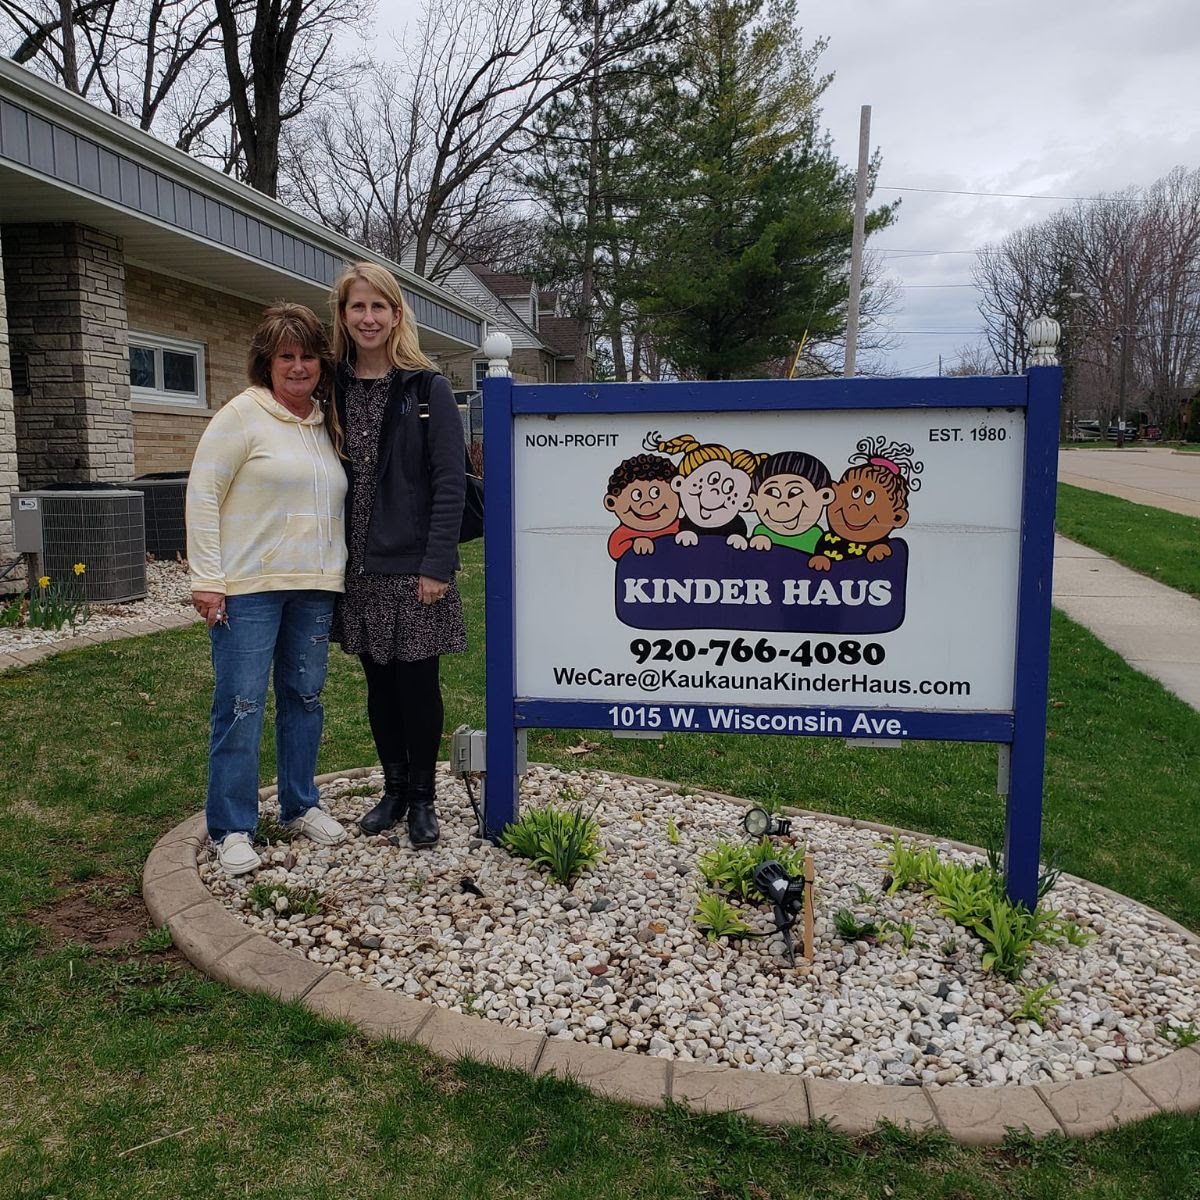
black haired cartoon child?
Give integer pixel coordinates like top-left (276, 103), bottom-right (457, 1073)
top-left (749, 450), bottom-right (835, 554)
top-left (644, 433), bottom-right (766, 550)
top-left (809, 437), bottom-right (924, 571)
top-left (604, 453), bottom-right (682, 559)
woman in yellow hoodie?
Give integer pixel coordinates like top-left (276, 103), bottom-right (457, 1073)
top-left (186, 303), bottom-right (349, 876)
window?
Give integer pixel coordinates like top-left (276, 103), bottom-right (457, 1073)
top-left (129, 332), bottom-right (206, 407)
top-left (473, 359), bottom-right (488, 390)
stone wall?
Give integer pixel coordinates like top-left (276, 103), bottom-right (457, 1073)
top-left (2, 224), bottom-right (133, 489)
top-left (0, 229), bottom-right (17, 572)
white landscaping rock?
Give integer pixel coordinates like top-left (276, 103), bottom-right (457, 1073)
top-left (198, 764), bottom-right (1200, 1088)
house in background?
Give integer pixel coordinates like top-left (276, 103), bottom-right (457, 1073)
top-left (0, 57), bottom-right (487, 574)
top-left (399, 244), bottom-right (594, 390)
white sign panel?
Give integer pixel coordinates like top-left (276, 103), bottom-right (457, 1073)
top-left (514, 407), bottom-right (1025, 713)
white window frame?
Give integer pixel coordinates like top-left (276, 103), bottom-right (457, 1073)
top-left (473, 359), bottom-right (489, 390)
top-left (129, 331), bottom-right (207, 408)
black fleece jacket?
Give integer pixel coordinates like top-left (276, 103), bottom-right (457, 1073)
top-left (334, 364), bottom-right (466, 582)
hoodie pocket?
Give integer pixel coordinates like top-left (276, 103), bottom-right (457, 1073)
top-left (261, 513), bottom-right (321, 574)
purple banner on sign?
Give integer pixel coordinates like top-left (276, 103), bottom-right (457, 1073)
top-left (614, 537), bottom-right (908, 634)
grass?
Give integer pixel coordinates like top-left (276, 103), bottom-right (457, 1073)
top-left (1, 542), bottom-right (1199, 1196)
top-left (1055, 482), bottom-right (1200, 597)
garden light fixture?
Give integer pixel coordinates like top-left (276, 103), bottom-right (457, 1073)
top-left (752, 860), bottom-right (807, 966)
top-left (742, 806), bottom-right (792, 839)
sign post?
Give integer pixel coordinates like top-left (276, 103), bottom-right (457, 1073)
top-left (482, 340), bottom-right (1061, 910)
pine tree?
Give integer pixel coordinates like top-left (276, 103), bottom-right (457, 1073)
top-left (632, 0), bottom-right (895, 379)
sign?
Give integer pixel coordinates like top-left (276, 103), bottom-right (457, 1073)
top-left (513, 408), bottom-right (1025, 716)
top-left (483, 372), bottom-right (1061, 909)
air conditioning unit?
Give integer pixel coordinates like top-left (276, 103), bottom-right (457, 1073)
top-left (130, 474), bottom-right (188, 560)
top-left (11, 489), bottom-right (147, 602)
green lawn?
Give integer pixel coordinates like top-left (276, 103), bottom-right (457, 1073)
top-left (1, 544), bottom-right (1199, 1198)
top-left (1055, 482), bottom-right (1200, 597)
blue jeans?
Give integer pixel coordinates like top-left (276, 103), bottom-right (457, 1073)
top-left (206, 590), bottom-right (334, 843)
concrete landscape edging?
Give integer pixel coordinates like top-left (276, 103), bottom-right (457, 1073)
top-left (0, 610), bottom-right (201, 673)
top-left (143, 768), bottom-right (1200, 1145)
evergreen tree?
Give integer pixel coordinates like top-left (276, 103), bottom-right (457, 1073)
top-left (633, 0), bottom-right (895, 379)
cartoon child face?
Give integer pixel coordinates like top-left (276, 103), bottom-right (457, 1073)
top-left (826, 468), bottom-right (908, 542)
top-left (604, 478), bottom-right (681, 532)
top-left (753, 473), bottom-right (835, 537)
top-left (672, 460), bottom-right (755, 528)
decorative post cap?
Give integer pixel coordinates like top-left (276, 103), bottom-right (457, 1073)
top-left (1027, 314), bottom-right (1061, 367)
top-left (482, 331), bottom-right (513, 378)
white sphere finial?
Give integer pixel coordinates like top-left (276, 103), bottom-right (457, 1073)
top-left (1027, 314), bottom-right (1061, 367)
top-left (482, 331), bottom-right (513, 377)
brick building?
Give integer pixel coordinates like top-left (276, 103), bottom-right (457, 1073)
top-left (0, 58), bottom-right (487, 576)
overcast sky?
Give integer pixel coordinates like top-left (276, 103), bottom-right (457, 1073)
top-left (806, 0), bottom-right (1200, 374)
top-left (380, 0), bottom-right (1200, 376)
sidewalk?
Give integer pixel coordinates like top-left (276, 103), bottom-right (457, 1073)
top-left (1053, 535), bottom-right (1200, 712)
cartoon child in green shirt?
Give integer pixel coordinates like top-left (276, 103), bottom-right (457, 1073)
top-left (748, 450), bottom-right (836, 554)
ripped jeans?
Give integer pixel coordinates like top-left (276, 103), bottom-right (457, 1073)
top-left (205, 589), bottom-right (335, 843)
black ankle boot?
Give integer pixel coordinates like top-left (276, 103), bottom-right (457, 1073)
top-left (360, 762), bottom-right (408, 835)
top-left (407, 769), bottom-right (440, 848)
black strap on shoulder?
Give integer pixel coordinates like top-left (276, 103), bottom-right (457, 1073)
top-left (416, 368), bottom-right (436, 419)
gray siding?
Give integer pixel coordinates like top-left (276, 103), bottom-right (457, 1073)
top-left (0, 97), bottom-right (480, 348)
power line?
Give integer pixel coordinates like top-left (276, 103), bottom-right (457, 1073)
top-left (876, 247), bottom-right (977, 254)
top-left (877, 185), bottom-right (1121, 203)
top-left (896, 283), bottom-right (977, 289)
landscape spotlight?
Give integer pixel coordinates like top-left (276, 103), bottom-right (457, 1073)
top-left (742, 806), bottom-right (792, 839)
top-left (752, 860), bottom-right (806, 966)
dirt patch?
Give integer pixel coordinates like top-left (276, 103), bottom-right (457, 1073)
top-left (32, 878), bottom-right (153, 951)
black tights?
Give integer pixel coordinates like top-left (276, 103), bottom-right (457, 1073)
top-left (359, 655), bottom-right (444, 773)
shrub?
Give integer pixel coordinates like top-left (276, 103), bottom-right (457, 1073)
top-left (692, 892), bottom-right (751, 941)
top-left (697, 838), bottom-right (808, 903)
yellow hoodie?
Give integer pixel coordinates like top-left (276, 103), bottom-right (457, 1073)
top-left (186, 386), bottom-right (348, 596)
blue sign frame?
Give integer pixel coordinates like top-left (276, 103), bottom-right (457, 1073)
top-left (482, 370), bottom-right (1061, 909)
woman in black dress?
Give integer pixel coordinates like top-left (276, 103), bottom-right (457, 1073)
top-left (329, 262), bottom-right (466, 847)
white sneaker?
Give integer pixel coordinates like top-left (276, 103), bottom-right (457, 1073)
top-left (286, 806), bottom-right (347, 847)
top-left (215, 832), bottom-right (261, 876)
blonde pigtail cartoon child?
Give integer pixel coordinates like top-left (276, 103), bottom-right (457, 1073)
top-left (643, 432), bottom-right (766, 551)
top-left (809, 437), bottom-right (924, 571)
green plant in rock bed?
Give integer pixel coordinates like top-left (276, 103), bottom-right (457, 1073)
top-left (975, 898), bottom-right (1061, 981)
top-left (884, 834), bottom-right (942, 894)
top-left (0, 594), bottom-right (23, 627)
top-left (696, 837), bottom-right (808, 903)
top-left (666, 814), bottom-right (680, 845)
top-left (25, 564), bottom-right (90, 631)
top-left (1159, 1022), bottom-right (1199, 1048)
top-left (1011, 982), bottom-right (1059, 1025)
top-left (833, 908), bottom-right (878, 942)
top-left (246, 881), bottom-right (324, 916)
top-left (499, 793), bottom-right (604, 887)
top-left (253, 816), bottom-right (295, 845)
top-left (692, 892), bottom-right (752, 941)
top-left (1059, 919), bottom-right (1096, 947)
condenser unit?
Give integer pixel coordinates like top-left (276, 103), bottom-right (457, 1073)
top-left (130, 474), bottom-right (188, 560)
top-left (12, 489), bottom-right (147, 602)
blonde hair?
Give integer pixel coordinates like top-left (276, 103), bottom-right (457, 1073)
top-left (329, 261), bottom-right (434, 370)
top-left (644, 432), bottom-right (765, 478)
top-left (247, 302), bottom-right (343, 455)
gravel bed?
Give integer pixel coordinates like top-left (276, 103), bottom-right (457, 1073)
top-left (0, 560), bottom-right (195, 653)
top-left (201, 765), bottom-right (1200, 1087)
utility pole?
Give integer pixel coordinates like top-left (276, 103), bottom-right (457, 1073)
top-left (1116, 325), bottom-right (1130, 449)
top-left (843, 104), bottom-right (871, 377)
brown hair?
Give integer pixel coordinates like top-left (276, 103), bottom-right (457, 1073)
top-left (246, 302), bottom-right (342, 455)
top-left (329, 261), bottom-right (434, 370)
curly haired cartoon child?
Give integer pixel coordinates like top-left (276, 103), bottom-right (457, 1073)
top-left (748, 450), bottom-right (836, 554)
top-left (643, 432), bottom-right (765, 550)
top-left (809, 436), bottom-right (924, 571)
top-left (604, 453), bottom-right (681, 559)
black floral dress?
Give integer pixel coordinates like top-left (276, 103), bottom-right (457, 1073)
top-left (332, 371), bottom-right (467, 664)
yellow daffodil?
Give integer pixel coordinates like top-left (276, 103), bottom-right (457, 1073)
top-left (73, 562), bottom-right (86, 576)
top-left (37, 575), bottom-right (50, 588)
